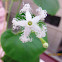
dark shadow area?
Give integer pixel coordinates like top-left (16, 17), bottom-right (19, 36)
top-left (45, 14), bottom-right (61, 27)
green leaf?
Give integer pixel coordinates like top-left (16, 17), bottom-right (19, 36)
top-left (1, 55), bottom-right (17, 62)
top-left (2, 55), bottom-right (39, 62)
top-left (1, 28), bottom-right (48, 62)
top-left (15, 13), bottom-right (26, 20)
top-left (0, 37), bottom-right (1, 45)
top-left (33, 0), bottom-right (59, 15)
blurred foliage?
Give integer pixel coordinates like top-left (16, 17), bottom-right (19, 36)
top-left (15, 13), bottom-right (26, 20)
top-left (2, 55), bottom-right (17, 62)
top-left (2, 55), bottom-right (39, 62)
top-left (0, 37), bottom-right (1, 45)
top-left (33, 0), bottom-right (59, 15)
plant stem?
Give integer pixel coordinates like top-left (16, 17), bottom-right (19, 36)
top-left (16, 0), bottom-right (22, 14)
top-left (39, 38), bottom-right (47, 44)
top-left (7, 0), bottom-right (14, 29)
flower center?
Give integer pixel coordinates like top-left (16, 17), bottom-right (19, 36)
top-left (28, 21), bottom-right (32, 26)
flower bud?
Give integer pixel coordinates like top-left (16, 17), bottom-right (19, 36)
top-left (43, 43), bottom-right (48, 48)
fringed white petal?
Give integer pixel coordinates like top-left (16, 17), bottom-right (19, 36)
top-left (32, 16), bottom-right (41, 23)
top-left (12, 18), bottom-right (18, 25)
top-left (36, 30), bottom-right (46, 38)
top-left (31, 25), bottom-right (46, 38)
top-left (16, 21), bottom-right (27, 26)
top-left (36, 7), bottom-right (42, 13)
top-left (19, 36), bottom-right (31, 43)
top-left (23, 27), bottom-right (31, 37)
top-left (36, 7), bottom-right (47, 20)
top-left (31, 25), bottom-right (42, 38)
top-left (31, 25), bottom-right (41, 33)
top-left (20, 27), bottom-right (31, 43)
top-left (26, 11), bottom-right (32, 21)
top-left (40, 10), bottom-right (47, 20)
top-left (42, 25), bottom-right (47, 32)
top-left (41, 31), bottom-right (46, 37)
top-left (12, 18), bottom-right (18, 30)
top-left (20, 3), bottom-right (31, 12)
top-left (12, 18), bottom-right (26, 28)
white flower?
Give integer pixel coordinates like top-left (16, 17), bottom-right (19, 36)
top-left (42, 25), bottom-right (47, 32)
top-left (36, 7), bottom-right (47, 20)
top-left (12, 11), bottom-right (47, 43)
top-left (20, 3), bottom-right (32, 12)
top-left (12, 18), bottom-right (19, 30)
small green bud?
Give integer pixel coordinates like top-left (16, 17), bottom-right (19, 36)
top-left (43, 43), bottom-right (48, 48)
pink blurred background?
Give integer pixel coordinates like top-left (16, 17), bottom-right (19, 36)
top-left (0, 0), bottom-right (7, 62)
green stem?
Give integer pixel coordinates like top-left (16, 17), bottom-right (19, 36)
top-left (0, 37), bottom-right (1, 45)
top-left (39, 38), bottom-right (47, 44)
top-left (16, 0), bottom-right (22, 14)
top-left (40, 38), bottom-right (48, 48)
top-left (7, 0), bottom-right (14, 29)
